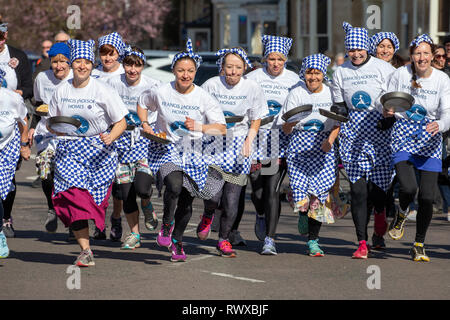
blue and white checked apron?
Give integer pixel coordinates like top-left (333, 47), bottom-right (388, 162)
top-left (287, 129), bottom-right (336, 204)
top-left (0, 126), bottom-right (20, 200)
top-left (114, 129), bottom-right (149, 164)
top-left (53, 135), bottom-right (118, 206)
top-left (392, 117), bottom-right (442, 161)
top-left (252, 128), bottom-right (282, 161)
top-left (219, 134), bottom-right (252, 175)
top-left (339, 109), bottom-right (394, 191)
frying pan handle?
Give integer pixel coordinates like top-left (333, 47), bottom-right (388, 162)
top-left (330, 102), bottom-right (349, 117)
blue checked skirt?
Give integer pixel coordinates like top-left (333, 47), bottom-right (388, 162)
top-left (252, 128), bottom-right (287, 161)
top-left (219, 134), bottom-right (252, 175)
top-left (114, 129), bottom-right (149, 164)
top-left (52, 136), bottom-right (118, 206)
top-left (287, 129), bottom-right (337, 204)
top-left (148, 137), bottom-right (224, 199)
top-left (0, 126), bottom-right (20, 200)
top-left (339, 109), bottom-right (394, 191)
top-left (392, 117), bottom-right (442, 163)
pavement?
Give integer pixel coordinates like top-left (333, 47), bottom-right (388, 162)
top-left (1, 148), bottom-right (450, 301)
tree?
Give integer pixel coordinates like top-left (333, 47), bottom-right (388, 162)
top-left (1, 0), bottom-right (171, 51)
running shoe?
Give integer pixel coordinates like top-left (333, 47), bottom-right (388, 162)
top-left (297, 213), bottom-right (308, 235)
top-left (74, 249), bottom-right (95, 267)
top-left (254, 214), bottom-right (266, 241)
top-left (410, 242), bottom-right (430, 262)
top-left (142, 202), bottom-right (158, 231)
top-left (44, 209), bottom-right (58, 233)
top-left (216, 240), bottom-right (236, 258)
top-left (229, 230), bottom-right (247, 246)
top-left (197, 214), bottom-right (214, 240)
top-left (407, 210), bottom-right (417, 222)
top-left (307, 239), bottom-right (324, 257)
top-left (109, 216), bottom-right (122, 242)
top-left (371, 233), bottom-right (386, 250)
top-left (121, 232), bottom-right (141, 250)
top-left (373, 209), bottom-right (388, 236)
top-left (31, 177), bottom-right (42, 188)
top-left (93, 227), bottom-right (106, 240)
top-left (170, 239), bottom-right (186, 262)
top-left (2, 218), bottom-right (15, 238)
top-left (0, 231), bottom-right (9, 258)
top-left (261, 236), bottom-right (277, 255)
top-left (388, 208), bottom-right (407, 240)
top-left (156, 221), bottom-right (174, 248)
top-left (352, 240), bottom-right (369, 259)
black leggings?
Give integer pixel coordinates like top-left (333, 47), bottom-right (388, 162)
top-left (308, 217), bottom-right (322, 241)
top-left (0, 200), bottom-right (3, 232)
top-left (2, 178), bottom-right (16, 221)
top-left (112, 172), bottom-right (153, 214)
top-left (203, 182), bottom-right (243, 240)
top-left (249, 163), bottom-right (285, 238)
top-left (395, 161), bottom-right (438, 243)
top-left (163, 171), bottom-right (194, 242)
top-left (350, 178), bottom-right (386, 242)
top-left (41, 176), bottom-right (54, 210)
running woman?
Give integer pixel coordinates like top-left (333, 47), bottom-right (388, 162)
top-left (29, 43), bottom-right (73, 234)
top-left (368, 32), bottom-right (405, 68)
top-left (245, 35), bottom-right (299, 254)
top-left (138, 39), bottom-right (226, 262)
top-left (278, 54), bottom-right (340, 257)
top-left (48, 39), bottom-right (128, 267)
top-left (367, 31), bottom-right (405, 249)
top-left (331, 22), bottom-right (396, 259)
top-left (385, 34), bottom-right (450, 262)
top-left (91, 31), bottom-right (126, 240)
top-left (0, 69), bottom-right (30, 257)
top-left (197, 47), bottom-right (266, 257)
top-left (105, 45), bottom-right (161, 249)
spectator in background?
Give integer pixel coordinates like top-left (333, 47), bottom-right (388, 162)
top-left (54, 31), bottom-right (70, 44)
top-left (442, 35), bottom-right (450, 66)
top-left (32, 40), bottom-right (52, 82)
top-left (432, 45), bottom-right (450, 77)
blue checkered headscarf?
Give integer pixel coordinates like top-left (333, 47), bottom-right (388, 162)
top-left (67, 39), bottom-right (96, 65)
top-left (171, 38), bottom-right (203, 69)
top-left (299, 54), bottom-right (331, 83)
top-left (368, 32), bottom-right (400, 56)
top-left (123, 45), bottom-right (146, 64)
top-left (215, 48), bottom-right (253, 72)
top-left (98, 32), bottom-right (126, 59)
top-left (261, 35), bottom-right (293, 58)
top-left (343, 22), bottom-right (369, 52)
top-left (410, 34), bottom-right (433, 48)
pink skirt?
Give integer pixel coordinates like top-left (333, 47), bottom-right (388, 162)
top-left (52, 185), bottom-right (112, 231)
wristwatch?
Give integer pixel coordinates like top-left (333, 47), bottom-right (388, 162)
top-left (20, 141), bottom-right (30, 147)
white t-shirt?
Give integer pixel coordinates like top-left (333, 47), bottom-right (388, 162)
top-left (331, 56), bottom-right (395, 112)
top-left (91, 64), bottom-right (125, 81)
top-left (0, 88), bottom-right (27, 149)
top-left (138, 82), bottom-right (226, 142)
top-left (0, 45), bottom-right (18, 90)
top-left (34, 69), bottom-right (73, 138)
top-left (48, 77), bottom-right (128, 137)
top-left (386, 65), bottom-right (450, 132)
top-left (201, 75), bottom-right (268, 136)
top-left (246, 67), bottom-right (300, 129)
top-left (106, 73), bottom-right (162, 124)
top-left (277, 82), bottom-right (338, 132)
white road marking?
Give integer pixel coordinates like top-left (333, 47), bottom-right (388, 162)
top-left (200, 270), bottom-right (265, 283)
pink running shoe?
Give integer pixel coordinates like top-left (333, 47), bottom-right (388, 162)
top-left (352, 240), bottom-right (369, 259)
top-left (197, 214), bottom-right (214, 240)
top-left (157, 222), bottom-right (174, 248)
top-left (216, 240), bottom-right (236, 258)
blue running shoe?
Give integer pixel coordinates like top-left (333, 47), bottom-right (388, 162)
top-left (0, 231), bottom-right (10, 258)
top-left (307, 239), bottom-right (324, 257)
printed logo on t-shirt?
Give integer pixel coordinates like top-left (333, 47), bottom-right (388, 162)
top-left (72, 115), bottom-right (90, 134)
top-left (303, 119), bottom-right (324, 132)
top-left (351, 91), bottom-right (371, 110)
top-left (170, 121), bottom-right (190, 136)
top-left (267, 100), bottom-right (282, 116)
top-left (1, 79), bottom-right (6, 88)
top-left (406, 104), bottom-right (427, 122)
top-left (125, 111), bottom-right (142, 126)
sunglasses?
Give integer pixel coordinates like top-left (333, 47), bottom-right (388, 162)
top-left (434, 54), bottom-right (446, 59)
